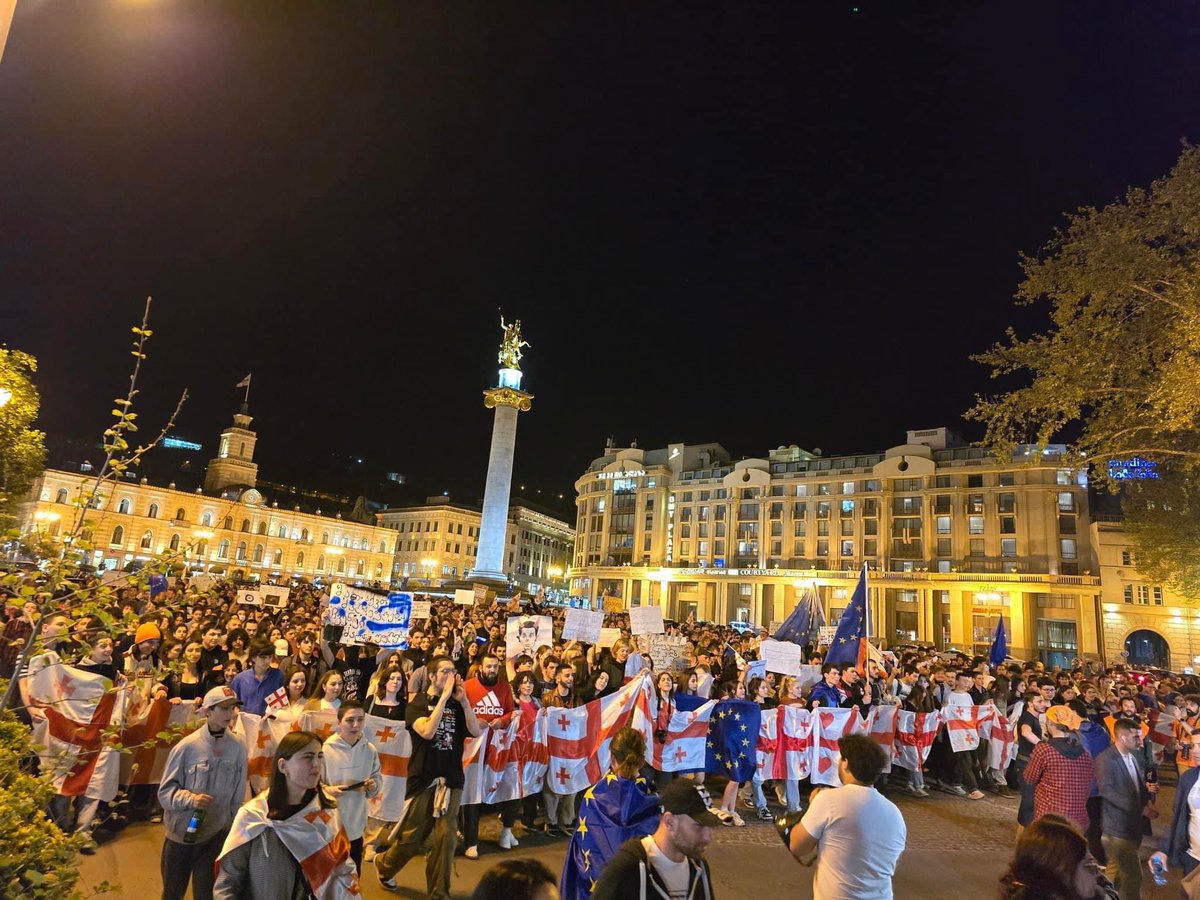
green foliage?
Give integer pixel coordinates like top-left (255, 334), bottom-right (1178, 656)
top-left (969, 144), bottom-right (1200, 593)
top-left (0, 348), bottom-right (48, 526)
top-left (0, 711), bottom-right (87, 899)
top-left (1121, 475), bottom-right (1200, 599)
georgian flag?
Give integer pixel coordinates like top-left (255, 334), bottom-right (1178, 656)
top-left (867, 704), bottom-right (898, 775)
top-left (774, 706), bottom-right (815, 781)
top-left (811, 706), bottom-right (867, 786)
top-left (364, 715), bottom-right (411, 821)
top-left (462, 706), bottom-right (547, 806)
top-left (235, 711), bottom-right (277, 791)
top-left (987, 708), bottom-right (1018, 773)
top-left (121, 698), bottom-right (199, 785)
top-left (545, 674), bottom-right (654, 795)
top-left (28, 661), bottom-right (126, 801)
top-left (219, 793), bottom-right (359, 900)
top-left (944, 705), bottom-right (994, 753)
top-left (755, 705), bottom-right (778, 782)
top-left (1148, 707), bottom-right (1176, 765)
top-left (892, 710), bottom-right (942, 771)
top-left (265, 686), bottom-right (290, 712)
top-left (654, 699), bottom-right (716, 774)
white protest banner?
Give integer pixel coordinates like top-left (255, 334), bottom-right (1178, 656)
top-left (562, 609), bottom-right (604, 644)
top-left (817, 626), bottom-right (838, 645)
top-left (454, 589), bottom-right (475, 606)
top-left (598, 627), bottom-right (622, 648)
top-left (327, 582), bottom-right (352, 625)
top-left (760, 638), bottom-right (803, 677)
top-left (188, 574), bottom-right (215, 593)
top-left (410, 600), bottom-right (432, 619)
top-left (629, 605), bottom-right (665, 635)
top-left (260, 586), bottom-right (290, 609)
top-left (505, 615), bottom-right (553, 658)
top-left (647, 634), bottom-right (689, 673)
top-left (100, 569), bottom-right (131, 587)
top-left (236, 588), bottom-right (263, 606)
top-left (337, 586), bottom-right (413, 648)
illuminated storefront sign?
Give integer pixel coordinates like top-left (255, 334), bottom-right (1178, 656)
top-left (163, 437), bottom-right (203, 451)
top-left (1108, 457), bottom-right (1159, 480)
top-left (597, 469), bottom-right (646, 480)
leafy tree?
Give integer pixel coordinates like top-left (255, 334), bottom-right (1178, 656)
top-left (0, 348), bottom-right (47, 527)
top-left (968, 145), bottom-right (1200, 595)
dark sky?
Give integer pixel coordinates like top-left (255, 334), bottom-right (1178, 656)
top-left (2, 1), bottom-right (1199, 515)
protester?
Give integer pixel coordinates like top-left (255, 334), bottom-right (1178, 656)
top-left (462, 649), bottom-right (519, 857)
top-left (159, 686), bottom-right (248, 900)
top-left (787, 734), bottom-right (906, 899)
top-left (474, 858), bottom-right (561, 900)
top-left (997, 814), bottom-right (1117, 900)
top-left (321, 701), bottom-right (381, 873)
top-left (1151, 728), bottom-right (1200, 881)
top-left (1094, 717), bottom-right (1153, 899)
top-left (228, 640), bottom-right (285, 715)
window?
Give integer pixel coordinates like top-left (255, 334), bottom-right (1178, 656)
top-left (169, 533), bottom-right (180, 551)
top-left (840, 519), bottom-right (854, 536)
top-left (967, 474), bottom-right (984, 488)
top-left (236, 541), bottom-right (247, 562)
top-left (317, 554), bottom-right (325, 570)
top-left (935, 475), bottom-right (952, 488)
top-left (253, 544), bottom-right (264, 563)
top-left (1121, 549), bottom-right (1133, 566)
top-left (218, 539), bottom-right (230, 560)
top-left (969, 539), bottom-right (985, 556)
top-left (999, 472), bottom-right (1015, 486)
top-left (257, 522), bottom-right (267, 535)
top-left (967, 494), bottom-right (985, 514)
top-left (1058, 492), bottom-right (1075, 512)
top-left (842, 481), bottom-right (855, 495)
top-left (224, 516), bottom-right (233, 530)
top-left (110, 525), bottom-right (124, 546)
top-left (817, 483), bottom-right (831, 495)
top-left (1060, 539), bottom-right (1077, 560)
top-left (337, 557), bottom-right (346, 573)
top-left (934, 495), bottom-right (952, 514)
top-left (864, 539), bottom-right (877, 556)
top-left (893, 496), bottom-right (921, 515)
top-left (1036, 619), bottom-right (1077, 652)
top-left (147, 503), bottom-right (159, 519)
top-left (55, 488), bottom-right (69, 504)
top-left (1057, 469), bottom-right (1073, 485)
top-left (273, 548), bottom-right (283, 565)
top-left (1058, 515), bottom-right (1076, 534)
top-left (118, 498), bottom-right (131, 514)
top-left (841, 499), bottom-right (855, 516)
top-left (816, 502), bottom-right (830, 519)
top-left (937, 538), bottom-right (952, 556)
top-left (816, 540), bottom-right (829, 557)
top-left (997, 493), bottom-right (1015, 513)
top-left (279, 524), bottom-right (288, 537)
top-left (140, 531), bottom-right (153, 550)
top-left (296, 551), bottom-right (305, 567)
top-left (177, 508), bottom-right (188, 521)
top-left (1037, 594), bottom-right (1076, 609)
top-left (322, 531), bottom-right (330, 544)
top-left (1001, 538), bottom-right (1016, 558)
top-left (817, 520), bottom-right (829, 537)
top-left (201, 512), bottom-right (212, 526)
top-left (840, 540), bottom-right (854, 556)
top-left (966, 516), bottom-right (983, 535)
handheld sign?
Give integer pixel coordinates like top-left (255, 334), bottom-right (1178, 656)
top-left (562, 609), bottom-right (604, 644)
top-left (760, 638), bottom-right (803, 677)
top-left (237, 589), bottom-right (263, 607)
top-left (629, 605), bottom-right (665, 636)
top-left (506, 615), bottom-right (552, 658)
top-left (410, 600), bottom-right (432, 619)
top-left (454, 589), bottom-right (475, 606)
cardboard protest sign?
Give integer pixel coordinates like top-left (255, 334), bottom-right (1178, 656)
top-left (410, 600), bottom-right (432, 619)
top-left (343, 590), bottom-right (413, 649)
top-left (647, 634), bottom-right (690, 673)
top-left (454, 589), bottom-right (475, 606)
top-left (236, 588), bottom-right (263, 606)
top-left (598, 627), bottom-right (623, 648)
top-left (629, 605), bottom-right (665, 635)
top-left (505, 615), bottom-right (553, 658)
top-left (473, 584), bottom-right (491, 605)
top-left (817, 626), bottom-right (838, 646)
top-left (603, 595), bottom-right (624, 613)
top-left (260, 586), bottom-right (290, 609)
top-left (562, 609), bottom-right (604, 644)
top-left (760, 638), bottom-right (803, 677)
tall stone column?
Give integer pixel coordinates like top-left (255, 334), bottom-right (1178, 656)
top-left (471, 376), bottom-right (533, 584)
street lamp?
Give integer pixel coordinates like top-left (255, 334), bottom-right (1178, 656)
top-left (0, 387), bottom-right (11, 409)
top-left (421, 556), bottom-right (437, 585)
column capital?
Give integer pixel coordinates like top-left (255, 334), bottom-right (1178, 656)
top-left (483, 387), bottom-right (534, 412)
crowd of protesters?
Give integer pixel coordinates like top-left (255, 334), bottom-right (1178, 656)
top-left (7, 570), bottom-right (1200, 898)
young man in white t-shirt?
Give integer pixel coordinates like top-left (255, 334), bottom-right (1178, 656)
top-left (788, 734), bottom-right (907, 900)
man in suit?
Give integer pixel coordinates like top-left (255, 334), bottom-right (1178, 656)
top-left (1151, 728), bottom-right (1200, 881)
top-left (1095, 717), bottom-right (1156, 900)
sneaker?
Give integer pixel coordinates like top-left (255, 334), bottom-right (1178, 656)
top-left (946, 784), bottom-right (967, 796)
top-left (728, 811), bottom-right (746, 827)
top-left (498, 828), bottom-right (518, 849)
top-left (966, 790), bottom-right (985, 800)
top-left (757, 806), bottom-right (773, 821)
top-left (905, 784), bottom-right (923, 797)
top-left (78, 835), bottom-right (98, 855)
top-left (743, 796), bottom-right (758, 811)
top-left (378, 875), bottom-right (399, 893)
top-left (559, 822), bottom-right (575, 837)
top-left (543, 821), bottom-right (558, 835)
top-left (464, 845), bottom-right (479, 860)
top-left (916, 787), bottom-right (930, 797)
top-left (713, 809), bottom-right (733, 826)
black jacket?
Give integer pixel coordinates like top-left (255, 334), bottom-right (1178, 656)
top-left (1160, 764), bottom-right (1200, 868)
top-left (1094, 745), bottom-right (1151, 841)
top-left (592, 836), bottom-right (715, 900)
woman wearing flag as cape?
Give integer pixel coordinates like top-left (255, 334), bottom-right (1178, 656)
top-left (560, 726), bottom-right (661, 900)
top-left (214, 730), bottom-right (360, 900)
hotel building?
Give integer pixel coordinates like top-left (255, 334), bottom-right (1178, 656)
top-left (571, 428), bottom-right (1101, 665)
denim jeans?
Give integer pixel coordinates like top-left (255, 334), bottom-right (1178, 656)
top-left (161, 832), bottom-right (226, 900)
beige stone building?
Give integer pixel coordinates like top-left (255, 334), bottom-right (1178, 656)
top-left (378, 497), bottom-right (573, 597)
top-left (571, 428), bottom-right (1102, 665)
top-left (22, 406), bottom-right (396, 585)
top-left (1092, 516), bottom-right (1200, 671)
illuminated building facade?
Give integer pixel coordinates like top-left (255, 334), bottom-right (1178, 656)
top-left (572, 428), bottom-right (1102, 665)
top-left (22, 405), bottom-right (396, 585)
top-left (379, 497), bottom-right (573, 598)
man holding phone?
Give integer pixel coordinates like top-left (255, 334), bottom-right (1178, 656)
top-left (322, 702), bottom-right (381, 872)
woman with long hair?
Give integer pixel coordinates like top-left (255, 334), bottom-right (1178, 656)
top-left (281, 667), bottom-right (308, 709)
top-left (713, 680), bottom-right (748, 827)
top-left (164, 640), bottom-right (207, 703)
top-left (305, 670), bottom-right (344, 712)
top-left (511, 671), bottom-right (543, 830)
top-left (650, 671), bottom-right (677, 790)
top-left (744, 676), bottom-right (779, 821)
top-left (366, 667), bottom-right (406, 721)
top-left (997, 815), bottom-right (1116, 900)
top-left (902, 682), bottom-right (936, 797)
top-left (214, 731), bottom-right (359, 899)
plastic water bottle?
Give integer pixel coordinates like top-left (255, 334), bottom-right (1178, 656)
top-left (1150, 856), bottom-right (1168, 887)
top-left (183, 807), bottom-right (206, 845)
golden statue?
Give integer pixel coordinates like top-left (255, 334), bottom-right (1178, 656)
top-left (499, 315), bottom-right (530, 369)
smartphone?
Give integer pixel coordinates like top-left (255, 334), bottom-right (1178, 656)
top-left (342, 780), bottom-right (367, 791)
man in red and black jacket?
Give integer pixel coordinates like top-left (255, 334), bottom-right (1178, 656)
top-left (461, 649), bottom-right (518, 858)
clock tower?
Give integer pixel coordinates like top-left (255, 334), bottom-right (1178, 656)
top-left (204, 403), bottom-right (260, 493)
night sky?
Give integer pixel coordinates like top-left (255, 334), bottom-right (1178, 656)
top-left (2, 2), bottom-right (1199, 514)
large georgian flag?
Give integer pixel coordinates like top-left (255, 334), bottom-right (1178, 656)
top-left (987, 708), bottom-right (1018, 773)
top-left (545, 674), bottom-right (654, 795)
top-left (892, 710), bottom-right (941, 771)
top-left (121, 698), bottom-right (199, 785)
top-left (219, 793), bottom-right (360, 900)
top-left (944, 705), bottom-right (994, 753)
top-left (365, 715), bottom-right (411, 821)
top-left (1148, 707), bottom-right (1176, 765)
top-left (773, 705), bottom-right (815, 781)
top-left (654, 699), bottom-right (716, 774)
top-left (811, 706), bottom-right (868, 786)
top-left (28, 661), bottom-right (125, 801)
top-left (867, 704), bottom-right (898, 775)
top-left (462, 706), bottom-right (547, 806)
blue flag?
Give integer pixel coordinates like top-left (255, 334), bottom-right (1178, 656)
top-left (988, 616), bottom-right (1008, 667)
top-left (774, 587), bottom-right (825, 646)
top-left (705, 699), bottom-right (761, 783)
top-left (560, 773), bottom-right (660, 900)
top-left (824, 565), bottom-right (868, 667)
top-left (148, 573), bottom-right (168, 598)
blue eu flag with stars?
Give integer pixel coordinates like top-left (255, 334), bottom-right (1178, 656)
top-left (774, 587), bottom-right (825, 646)
top-left (824, 565), bottom-right (868, 667)
top-left (148, 573), bottom-right (168, 598)
top-left (560, 773), bottom-right (660, 900)
top-left (705, 699), bottom-right (761, 783)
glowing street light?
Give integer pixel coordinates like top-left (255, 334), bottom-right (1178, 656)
top-left (0, 387), bottom-right (11, 409)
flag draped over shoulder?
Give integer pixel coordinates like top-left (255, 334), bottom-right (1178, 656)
top-left (560, 773), bottom-right (660, 900)
top-left (655, 693), bottom-right (711, 774)
top-left (824, 565), bottom-right (869, 669)
top-left (774, 587), bottom-right (825, 646)
top-left (365, 714), bottom-right (411, 820)
top-left (704, 699), bottom-right (760, 782)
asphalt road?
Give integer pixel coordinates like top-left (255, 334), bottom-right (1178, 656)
top-left (74, 775), bottom-right (1184, 900)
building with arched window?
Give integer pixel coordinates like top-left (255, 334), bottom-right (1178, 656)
top-left (21, 402), bottom-right (395, 586)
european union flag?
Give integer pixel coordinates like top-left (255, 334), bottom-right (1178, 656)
top-left (148, 573), bottom-right (168, 598)
top-left (705, 699), bottom-right (761, 783)
top-left (988, 616), bottom-right (1008, 668)
top-left (774, 587), bottom-right (825, 646)
top-left (824, 565), bottom-right (867, 667)
top-left (560, 773), bottom-right (660, 900)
